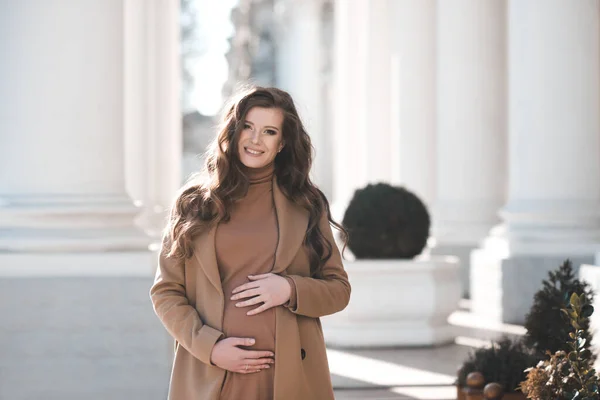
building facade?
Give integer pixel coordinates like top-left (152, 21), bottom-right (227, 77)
top-left (1, 0), bottom-right (599, 398)
top-left (254, 0), bottom-right (600, 323)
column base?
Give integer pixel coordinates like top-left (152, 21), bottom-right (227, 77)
top-left (470, 249), bottom-right (595, 324)
top-left (0, 194), bottom-right (153, 252)
top-left (579, 264), bottom-right (600, 352)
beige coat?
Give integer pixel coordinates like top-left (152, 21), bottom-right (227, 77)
top-left (150, 176), bottom-right (351, 400)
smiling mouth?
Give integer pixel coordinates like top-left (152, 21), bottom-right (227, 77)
top-left (245, 147), bottom-right (264, 155)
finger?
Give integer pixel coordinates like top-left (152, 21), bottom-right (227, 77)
top-left (238, 363), bottom-right (271, 372)
top-left (236, 295), bottom-right (265, 308)
top-left (247, 303), bottom-right (270, 316)
top-left (239, 366), bottom-right (264, 374)
top-left (244, 350), bottom-right (275, 359)
top-left (232, 337), bottom-right (256, 347)
top-left (231, 288), bottom-right (261, 301)
top-left (247, 273), bottom-right (272, 280)
top-left (232, 282), bottom-right (261, 295)
top-left (245, 358), bottom-right (275, 366)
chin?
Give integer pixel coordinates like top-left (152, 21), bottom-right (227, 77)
top-left (239, 154), bottom-right (271, 169)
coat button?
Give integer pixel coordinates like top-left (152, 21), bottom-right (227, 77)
top-left (301, 348), bottom-right (306, 360)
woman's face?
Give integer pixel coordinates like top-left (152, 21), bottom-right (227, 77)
top-left (237, 106), bottom-right (284, 169)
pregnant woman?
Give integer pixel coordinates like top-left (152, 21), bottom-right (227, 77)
top-left (150, 86), bottom-right (351, 400)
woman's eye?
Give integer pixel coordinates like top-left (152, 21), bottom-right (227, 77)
top-left (243, 124), bottom-right (252, 130)
top-left (265, 129), bottom-right (277, 135)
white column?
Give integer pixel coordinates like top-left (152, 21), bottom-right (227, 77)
top-left (472, 0), bottom-right (600, 323)
top-left (332, 0), bottom-right (394, 220)
top-left (0, 0), bottom-right (152, 274)
top-left (124, 0), bottom-right (182, 239)
top-left (275, 0), bottom-right (330, 196)
top-left (332, 0), bottom-right (366, 217)
top-left (389, 0), bottom-right (437, 207)
top-left (361, 0), bottom-right (392, 184)
top-left (431, 0), bottom-right (508, 296)
top-left (0, 3), bottom-right (174, 397)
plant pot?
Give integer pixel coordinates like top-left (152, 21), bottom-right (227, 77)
top-left (321, 255), bottom-right (460, 347)
top-left (500, 393), bottom-right (527, 400)
top-left (457, 386), bottom-right (466, 400)
top-left (455, 386), bottom-right (527, 400)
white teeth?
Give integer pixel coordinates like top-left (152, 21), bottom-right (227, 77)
top-left (246, 148), bottom-right (262, 155)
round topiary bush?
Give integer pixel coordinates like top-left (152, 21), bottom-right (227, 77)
top-left (342, 182), bottom-right (430, 259)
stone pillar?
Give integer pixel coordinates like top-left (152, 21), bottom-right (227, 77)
top-left (471, 0), bottom-right (600, 323)
top-left (275, 0), bottom-right (331, 196)
top-left (0, 1), bottom-right (150, 262)
top-left (331, 0), bottom-right (394, 220)
top-left (124, 0), bottom-right (182, 238)
top-left (331, 0), bottom-right (366, 218)
top-left (580, 264), bottom-right (600, 352)
top-left (0, 1), bottom-right (173, 397)
top-left (430, 0), bottom-right (508, 297)
top-left (389, 0), bottom-right (437, 207)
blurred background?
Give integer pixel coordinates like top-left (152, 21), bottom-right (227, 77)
top-left (1, 0), bottom-right (599, 399)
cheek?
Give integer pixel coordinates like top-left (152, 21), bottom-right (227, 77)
top-left (266, 136), bottom-right (282, 154)
top-left (237, 132), bottom-right (251, 153)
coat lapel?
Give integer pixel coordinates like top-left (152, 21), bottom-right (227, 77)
top-left (271, 176), bottom-right (310, 275)
top-left (192, 175), bottom-right (309, 295)
top-left (192, 223), bottom-right (223, 296)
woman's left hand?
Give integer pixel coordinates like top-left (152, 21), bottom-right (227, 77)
top-left (231, 273), bottom-right (292, 316)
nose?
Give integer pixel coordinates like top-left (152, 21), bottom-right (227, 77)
top-left (250, 130), bottom-right (260, 144)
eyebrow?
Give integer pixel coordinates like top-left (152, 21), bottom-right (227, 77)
top-left (244, 120), bottom-right (280, 132)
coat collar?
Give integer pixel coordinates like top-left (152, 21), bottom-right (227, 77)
top-left (192, 175), bottom-right (309, 296)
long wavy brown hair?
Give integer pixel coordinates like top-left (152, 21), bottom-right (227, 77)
top-left (165, 86), bottom-right (347, 278)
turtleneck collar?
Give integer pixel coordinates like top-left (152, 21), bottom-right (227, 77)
top-left (241, 161), bottom-right (275, 185)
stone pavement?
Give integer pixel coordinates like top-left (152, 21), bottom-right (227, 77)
top-left (331, 301), bottom-right (526, 400)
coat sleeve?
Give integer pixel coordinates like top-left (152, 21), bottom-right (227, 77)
top-left (283, 276), bottom-right (298, 309)
top-left (150, 239), bottom-right (224, 365)
top-left (284, 211), bottom-right (351, 318)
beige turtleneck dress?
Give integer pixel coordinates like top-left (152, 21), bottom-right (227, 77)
top-left (215, 162), bottom-right (297, 400)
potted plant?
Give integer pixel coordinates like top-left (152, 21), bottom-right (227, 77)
top-left (456, 337), bottom-right (536, 400)
top-left (520, 292), bottom-right (599, 399)
top-left (321, 183), bottom-right (461, 347)
top-left (455, 260), bottom-right (593, 399)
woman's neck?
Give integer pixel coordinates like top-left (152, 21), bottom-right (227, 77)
top-left (241, 161), bottom-right (275, 184)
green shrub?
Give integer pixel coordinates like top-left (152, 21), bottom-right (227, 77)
top-left (457, 337), bottom-right (537, 393)
top-left (524, 260), bottom-right (594, 361)
top-left (342, 183), bottom-right (430, 259)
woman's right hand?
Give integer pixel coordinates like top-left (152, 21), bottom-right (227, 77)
top-left (209, 337), bottom-right (275, 373)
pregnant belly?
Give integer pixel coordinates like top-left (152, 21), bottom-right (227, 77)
top-left (222, 298), bottom-right (276, 352)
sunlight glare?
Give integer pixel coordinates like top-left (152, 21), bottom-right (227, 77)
top-left (326, 349), bottom-right (455, 387)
